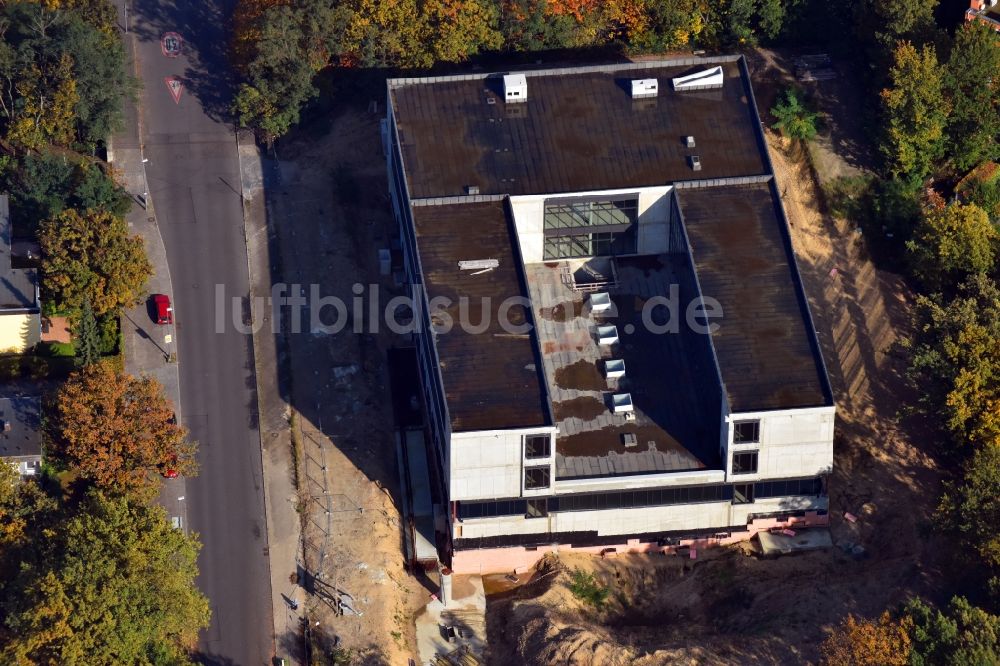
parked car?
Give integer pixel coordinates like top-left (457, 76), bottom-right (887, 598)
top-left (160, 453), bottom-right (179, 479)
top-left (151, 293), bottom-right (173, 325)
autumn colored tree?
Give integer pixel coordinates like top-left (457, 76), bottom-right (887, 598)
top-left (500, 0), bottom-right (597, 51)
top-left (0, 491), bottom-right (209, 664)
top-left (5, 54), bottom-right (78, 149)
top-left (880, 41), bottom-right (950, 187)
top-left (908, 274), bottom-right (1000, 448)
top-left (47, 363), bottom-right (195, 494)
top-left (906, 198), bottom-right (997, 292)
top-left (39, 208), bottom-right (151, 315)
top-left (630, 0), bottom-right (705, 51)
top-left (944, 22), bottom-right (1000, 173)
top-left (0, 2), bottom-right (133, 150)
top-left (422, 0), bottom-right (503, 64)
top-left (820, 612), bottom-right (913, 666)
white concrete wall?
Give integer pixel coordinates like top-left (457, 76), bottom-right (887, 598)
top-left (457, 499), bottom-right (733, 539)
top-left (554, 468), bottom-right (724, 494)
top-left (455, 493), bottom-right (828, 541)
top-left (449, 427), bottom-right (558, 500)
top-left (723, 406), bottom-right (835, 482)
top-left (729, 494), bottom-right (827, 524)
top-left (509, 185), bottom-right (673, 264)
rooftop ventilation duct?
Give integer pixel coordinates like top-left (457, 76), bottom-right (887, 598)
top-left (686, 136), bottom-right (696, 148)
top-left (690, 155), bottom-right (702, 171)
top-left (589, 291), bottom-right (612, 313)
top-left (503, 74), bottom-right (527, 103)
top-left (630, 79), bottom-right (658, 99)
top-left (612, 393), bottom-right (634, 414)
top-left (597, 325), bottom-right (619, 346)
top-left (604, 359), bottom-right (626, 379)
top-left (672, 66), bottom-right (724, 91)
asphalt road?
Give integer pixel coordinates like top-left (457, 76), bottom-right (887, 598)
top-left (128, 2), bottom-right (272, 664)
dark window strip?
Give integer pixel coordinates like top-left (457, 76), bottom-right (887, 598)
top-left (456, 477), bottom-right (824, 520)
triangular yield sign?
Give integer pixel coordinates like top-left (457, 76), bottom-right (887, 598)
top-left (164, 76), bottom-right (183, 104)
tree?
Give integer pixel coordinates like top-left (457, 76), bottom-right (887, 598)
top-left (38, 208), bottom-right (151, 315)
top-left (0, 3), bottom-right (135, 150)
top-left (232, 0), bottom-right (352, 143)
top-left (500, 0), bottom-right (597, 52)
top-left (908, 274), bottom-right (1000, 447)
top-left (73, 297), bottom-right (99, 367)
top-left (820, 612), bottom-right (912, 666)
top-left (719, 0), bottom-right (785, 45)
top-left (771, 88), bottom-right (819, 141)
top-left (630, 0), bottom-right (705, 52)
top-left (905, 596), bottom-right (1000, 665)
top-left (944, 22), bottom-right (1000, 173)
top-left (5, 54), bottom-right (79, 150)
top-left (936, 444), bottom-right (1000, 572)
top-left (422, 0), bottom-right (503, 64)
top-left (3, 152), bottom-right (131, 237)
top-left (906, 198), bottom-right (997, 292)
top-left (0, 491), bottom-right (209, 665)
top-left (46, 363), bottom-right (195, 494)
top-left (880, 42), bottom-right (949, 187)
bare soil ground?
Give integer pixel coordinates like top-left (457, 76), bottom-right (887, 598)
top-left (265, 106), bottom-right (426, 664)
top-left (484, 51), bottom-right (947, 665)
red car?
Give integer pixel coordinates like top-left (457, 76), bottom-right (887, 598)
top-left (152, 294), bottom-right (173, 325)
top-left (160, 453), bottom-right (179, 479)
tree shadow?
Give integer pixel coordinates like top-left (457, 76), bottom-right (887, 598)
top-left (129, 0), bottom-right (235, 122)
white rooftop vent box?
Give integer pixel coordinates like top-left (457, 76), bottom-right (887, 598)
top-left (690, 155), bottom-right (702, 171)
top-left (590, 291), bottom-right (612, 313)
top-left (604, 358), bottom-right (626, 379)
top-left (672, 66), bottom-right (724, 91)
top-left (503, 74), bottom-right (527, 103)
top-left (597, 325), bottom-right (619, 346)
top-left (612, 393), bottom-right (635, 414)
top-left (630, 78), bottom-right (658, 99)
top-left (686, 135), bottom-right (696, 148)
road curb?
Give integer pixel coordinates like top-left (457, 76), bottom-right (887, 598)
top-left (235, 129), bottom-right (290, 662)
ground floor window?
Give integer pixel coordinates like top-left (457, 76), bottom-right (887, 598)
top-left (732, 483), bottom-right (754, 504)
top-left (526, 498), bottom-right (548, 519)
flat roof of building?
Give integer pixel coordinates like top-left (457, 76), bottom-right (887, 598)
top-left (0, 396), bottom-right (41, 460)
top-left (411, 201), bottom-right (551, 431)
top-left (526, 257), bottom-right (720, 479)
top-left (677, 183), bottom-right (830, 412)
top-left (390, 57), bottom-right (768, 199)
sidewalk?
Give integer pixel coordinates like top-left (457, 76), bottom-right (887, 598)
top-left (237, 131), bottom-right (304, 663)
top-left (110, 3), bottom-right (187, 531)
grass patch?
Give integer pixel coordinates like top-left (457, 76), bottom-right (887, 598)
top-left (38, 341), bottom-right (76, 357)
top-left (568, 568), bottom-right (610, 609)
top-left (822, 174), bottom-right (875, 221)
top-left (0, 353), bottom-right (76, 380)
